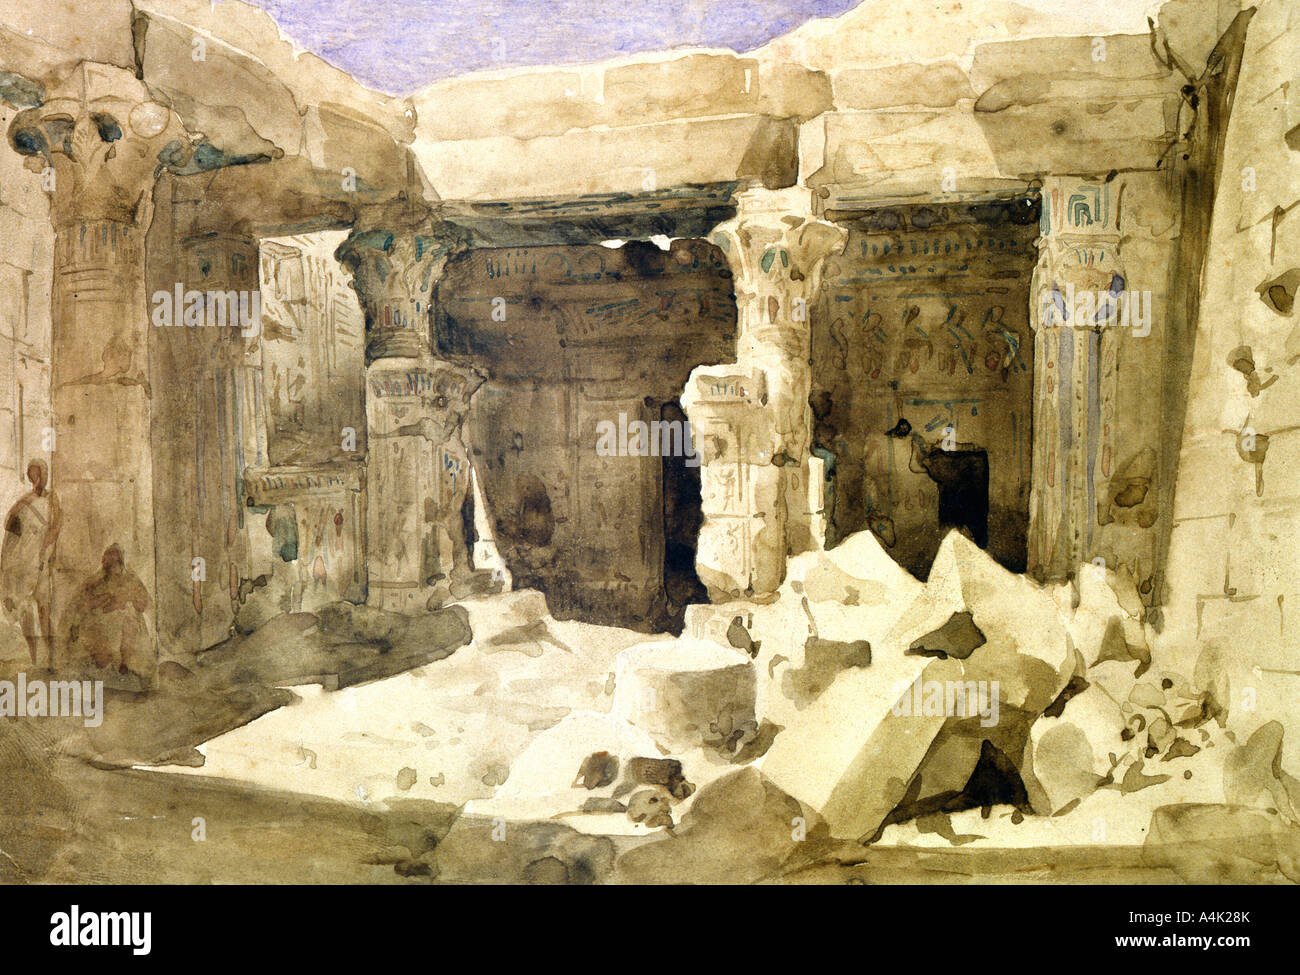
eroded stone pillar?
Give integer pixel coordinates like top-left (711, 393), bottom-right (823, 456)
top-left (683, 187), bottom-right (846, 598)
top-left (336, 204), bottom-right (484, 612)
top-left (8, 64), bottom-right (190, 672)
top-left (150, 220), bottom-right (261, 655)
top-left (1028, 177), bottom-right (1126, 580)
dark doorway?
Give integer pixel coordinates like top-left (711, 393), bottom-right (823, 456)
top-left (919, 445), bottom-right (990, 550)
top-left (659, 400), bottom-right (707, 632)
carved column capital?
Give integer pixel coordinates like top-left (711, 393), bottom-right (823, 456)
top-left (335, 200), bottom-right (470, 361)
top-left (365, 358), bottom-right (486, 440)
top-left (710, 186), bottom-right (847, 360)
top-left (1033, 177), bottom-right (1127, 332)
top-left (7, 63), bottom-right (190, 229)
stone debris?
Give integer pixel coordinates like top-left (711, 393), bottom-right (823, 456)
top-left (615, 767), bottom-right (812, 884)
top-left (610, 638), bottom-right (756, 753)
top-left (887, 532), bottom-right (1078, 714)
top-left (1020, 681), bottom-right (1127, 815)
top-left (1054, 565), bottom-right (1151, 670)
top-left (685, 528), bottom-right (920, 729)
top-left (617, 756), bottom-right (696, 801)
top-left (486, 711), bottom-right (661, 807)
top-left (757, 531), bottom-right (1077, 838)
top-left (760, 654), bottom-right (958, 839)
top-left (749, 529), bottom-right (1266, 847)
top-left (138, 542), bottom-right (1300, 881)
top-left (573, 750), bottom-right (620, 790)
top-left (625, 789), bottom-right (675, 829)
top-left (463, 711), bottom-right (715, 830)
top-left (1223, 721), bottom-right (1300, 822)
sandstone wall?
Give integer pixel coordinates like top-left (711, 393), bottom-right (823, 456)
top-left (0, 100), bottom-right (52, 520)
top-left (440, 240), bottom-right (736, 627)
top-left (811, 200), bottom-right (1038, 577)
top-left (1159, 0), bottom-right (1300, 764)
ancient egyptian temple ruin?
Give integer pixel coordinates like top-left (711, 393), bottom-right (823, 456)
top-left (1, 0), bottom-right (1299, 885)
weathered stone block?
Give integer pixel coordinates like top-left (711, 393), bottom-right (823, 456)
top-left (759, 653), bottom-right (961, 840)
top-left (610, 638), bottom-right (756, 753)
top-left (1021, 682), bottom-right (1126, 815)
top-left (886, 531), bottom-right (1078, 714)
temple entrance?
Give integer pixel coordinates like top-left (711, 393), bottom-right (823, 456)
top-left (918, 443), bottom-right (991, 550)
top-left (438, 239), bottom-right (735, 629)
top-left (811, 195), bottom-right (1040, 578)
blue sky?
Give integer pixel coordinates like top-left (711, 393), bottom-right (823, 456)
top-left (246, 0), bottom-right (859, 94)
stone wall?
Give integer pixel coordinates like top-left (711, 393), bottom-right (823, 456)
top-left (0, 101), bottom-right (53, 520)
top-left (247, 231), bottom-right (367, 616)
top-left (0, 100), bottom-right (53, 661)
top-left (1159, 0), bottom-right (1300, 765)
top-left (260, 232), bottom-right (367, 466)
top-left (440, 240), bottom-right (735, 628)
top-left (811, 199), bottom-right (1038, 577)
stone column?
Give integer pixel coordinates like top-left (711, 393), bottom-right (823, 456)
top-left (683, 186), bottom-right (846, 599)
top-left (8, 63), bottom-right (189, 671)
top-left (336, 204), bottom-right (484, 612)
top-left (1027, 177), bottom-right (1125, 580)
top-left (149, 212), bottom-right (261, 654)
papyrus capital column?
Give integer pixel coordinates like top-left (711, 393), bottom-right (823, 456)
top-left (337, 204), bottom-right (484, 611)
top-left (685, 187), bottom-right (846, 598)
top-left (335, 200), bottom-right (468, 362)
top-left (1028, 177), bottom-right (1127, 580)
top-left (7, 63), bottom-right (191, 675)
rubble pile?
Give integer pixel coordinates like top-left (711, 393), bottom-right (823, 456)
top-left (141, 528), bottom-right (1300, 883)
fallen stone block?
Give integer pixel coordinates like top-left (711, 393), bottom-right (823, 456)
top-left (748, 596), bottom-right (884, 729)
top-left (1118, 666), bottom-right (1210, 728)
top-left (1143, 803), bottom-right (1300, 883)
top-left (788, 527), bottom-right (924, 610)
top-left (615, 767), bottom-right (811, 884)
top-left (898, 707), bottom-right (1038, 820)
top-left (625, 789), bottom-right (675, 829)
top-left (759, 652), bottom-right (962, 840)
top-left (617, 756), bottom-right (695, 801)
top-left (1223, 721), bottom-right (1300, 822)
top-left (1085, 658), bottom-right (1140, 710)
top-left (573, 750), bottom-right (620, 790)
top-left (610, 638), bottom-right (756, 753)
top-left (1020, 681), bottom-right (1127, 815)
top-left (1055, 564), bottom-right (1150, 669)
top-left (466, 710), bottom-right (712, 830)
top-left (885, 531), bottom-right (1078, 714)
top-left (742, 528), bottom-right (924, 728)
top-left (487, 711), bottom-right (663, 812)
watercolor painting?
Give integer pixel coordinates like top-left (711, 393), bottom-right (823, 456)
top-left (0, 0), bottom-right (1298, 886)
